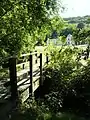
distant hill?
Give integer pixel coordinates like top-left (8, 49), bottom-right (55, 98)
top-left (63, 15), bottom-right (90, 24)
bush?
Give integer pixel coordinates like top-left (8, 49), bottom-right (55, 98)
top-left (43, 46), bottom-right (90, 117)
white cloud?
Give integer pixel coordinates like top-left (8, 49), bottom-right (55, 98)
top-left (60, 0), bottom-right (90, 17)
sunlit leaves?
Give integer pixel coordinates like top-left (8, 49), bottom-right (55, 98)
top-left (0, 0), bottom-right (63, 59)
top-left (73, 27), bottom-right (90, 44)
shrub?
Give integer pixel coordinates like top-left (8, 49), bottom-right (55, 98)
top-left (43, 46), bottom-right (90, 117)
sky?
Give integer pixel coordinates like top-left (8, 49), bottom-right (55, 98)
top-left (60, 0), bottom-right (90, 18)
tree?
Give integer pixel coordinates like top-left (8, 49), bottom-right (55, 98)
top-left (86, 18), bottom-right (90, 24)
top-left (50, 16), bottom-right (64, 39)
top-left (73, 27), bottom-right (90, 45)
top-left (0, 0), bottom-right (63, 58)
top-left (60, 24), bottom-right (76, 37)
top-left (77, 22), bottom-right (84, 30)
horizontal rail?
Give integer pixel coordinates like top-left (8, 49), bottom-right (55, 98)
top-left (33, 76), bottom-right (40, 82)
top-left (17, 76), bottom-right (30, 87)
top-left (17, 68), bottom-right (29, 77)
top-left (18, 83), bottom-right (30, 93)
top-left (16, 61), bottom-right (29, 67)
top-left (20, 53), bottom-right (30, 57)
top-left (2, 51), bottom-right (49, 103)
top-left (20, 52), bottom-right (39, 57)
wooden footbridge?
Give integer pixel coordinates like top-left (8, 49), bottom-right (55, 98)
top-left (0, 45), bottom-right (89, 119)
top-left (0, 51), bottom-right (49, 119)
top-left (1, 51), bottom-right (49, 103)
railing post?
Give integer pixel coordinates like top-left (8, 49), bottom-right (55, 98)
top-left (46, 53), bottom-right (49, 64)
top-left (35, 50), bottom-right (37, 64)
top-left (40, 53), bottom-right (43, 86)
top-left (9, 57), bottom-right (18, 100)
top-left (22, 56), bottom-right (25, 69)
top-left (29, 53), bottom-right (34, 97)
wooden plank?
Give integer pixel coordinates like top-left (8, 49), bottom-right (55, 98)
top-left (9, 57), bottom-right (18, 100)
top-left (19, 87), bottom-right (29, 103)
top-left (33, 79), bottom-right (40, 92)
top-left (33, 70), bottom-right (40, 77)
top-left (17, 76), bottom-right (30, 87)
top-left (33, 56), bottom-right (37, 65)
top-left (5, 51), bottom-right (48, 103)
top-left (33, 55), bottom-right (40, 65)
top-left (35, 50), bottom-right (37, 63)
top-left (18, 80), bottom-right (30, 92)
top-left (21, 53), bottom-right (30, 57)
top-left (17, 68), bottom-right (29, 77)
top-left (16, 61), bottom-right (29, 67)
top-left (29, 54), bottom-right (33, 96)
top-left (40, 53), bottom-right (43, 86)
top-left (33, 76), bottom-right (40, 82)
top-left (30, 52), bottom-right (38, 55)
top-left (46, 53), bottom-right (49, 64)
top-left (33, 64), bottom-right (39, 71)
top-left (18, 77), bottom-right (31, 103)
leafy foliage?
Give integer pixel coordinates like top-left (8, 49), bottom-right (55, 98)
top-left (73, 27), bottom-right (90, 44)
top-left (63, 15), bottom-right (90, 45)
top-left (10, 98), bottom-right (86, 120)
top-left (60, 24), bottom-right (76, 37)
top-left (64, 15), bottom-right (90, 24)
top-left (77, 23), bottom-right (85, 30)
top-left (0, 0), bottom-right (63, 58)
top-left (43, 46), bottom-right (90, 117)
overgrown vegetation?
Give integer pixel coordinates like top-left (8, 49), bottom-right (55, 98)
top-left (42, 46), bottom-right (90, 118)
top-left (0, 0), bottom-right (64, 63)
top-left (10, 98), bottom-right (86, 120)
top-left (8, 45), bottom-right (90, 120)
top-left (1, 1), bottom-right (90, 120)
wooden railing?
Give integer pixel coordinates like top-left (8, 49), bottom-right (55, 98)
top-left (1, 51), bottom-right (49, 103)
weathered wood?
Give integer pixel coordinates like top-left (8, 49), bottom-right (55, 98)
top-left (17, 75), bottom-right (30, 87)
top-left (2, 51), bottom-right (49, 104)
top-left (30, 51), bottom-right (38, 55)
top-left (33, 79), bottom-right (40, 92)
top-left (35, 50), bottom-right (37, 64)
top-left (20, 87), bottom-right (29, 103)
top-left (21, 53), bottom-right (30, 57)
top-left (29, 54), bottom-right (33, 96)
top-left (20, 51), bottom-right (38, 57)
top-left (18, 81), bottom-right (30, 92)
top-left (9, 57), bottom-right (18, 100)
top-left (33, 70), bottom-right (40, 77)
top-left (33, 76), bottom-right (40, 82)
top-left (17, 68), bottom-right (29, 77)
top-left (22, 64), bottom-right (25, 69)
top-left (16, 61), bottom-right (29, 67)
top-left (46, 53), bottom-right (49, 64)
top-left (40, 53), bottom-right (43, 86)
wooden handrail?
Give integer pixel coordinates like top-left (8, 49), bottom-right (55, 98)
top-left (2, 50), bottom-right (49, 103)
top-left (20, 51), bottom-right (40, 57)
